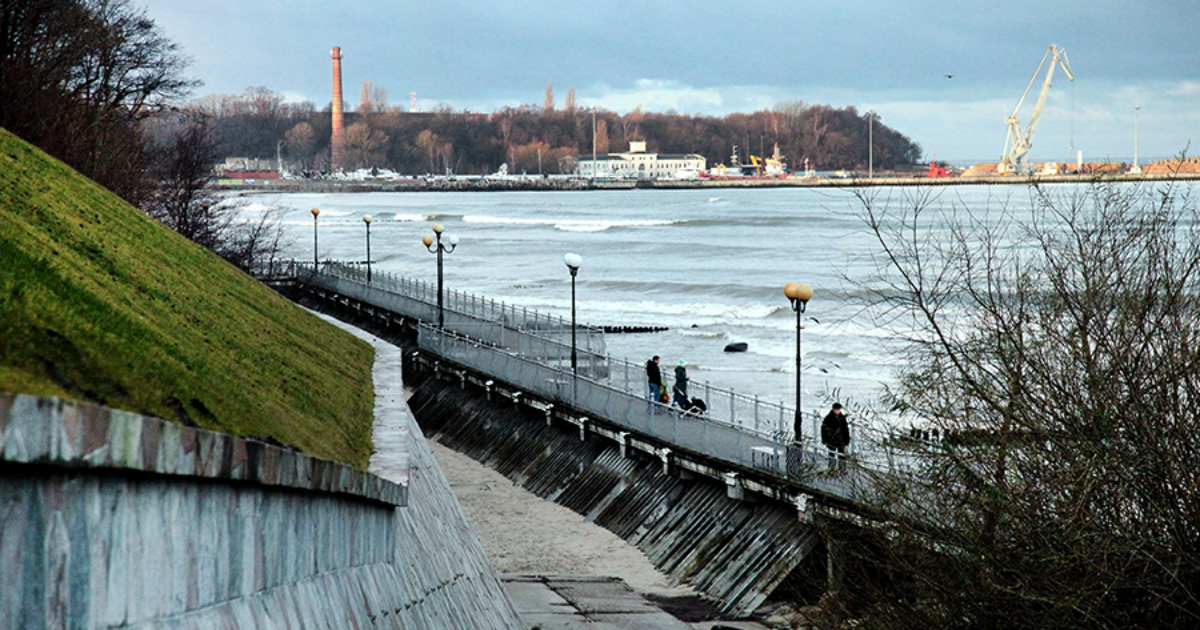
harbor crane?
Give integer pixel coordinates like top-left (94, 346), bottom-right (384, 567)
top-left (999, 44), bottom-right (1075, 174)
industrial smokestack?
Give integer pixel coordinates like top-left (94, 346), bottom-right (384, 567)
top-left (330, 46), bottom-right (345, 172)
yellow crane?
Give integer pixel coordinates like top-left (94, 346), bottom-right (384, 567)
top-left (999, 44), bottom-right (1075, 174)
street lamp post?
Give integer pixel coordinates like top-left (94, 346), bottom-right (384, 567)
top-left (362, 215), bottom-right (373, 283)
top-left (866, 109), bottom-right (874, 179)
top-left (564, 253), bottom-right (583, 374)
top-left (784, 282), bottom-right (814, 442)
top-left (422, 223), bottom-right (458, 328)
top-left (310, 207), bottom-right (320, 267)
top-left (1132, 105), bottom-right (1142, 174)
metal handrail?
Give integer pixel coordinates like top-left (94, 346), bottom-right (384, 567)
top-left (417, 325), bottom-right (927, 503)
top-left (287, 260), bottom-right (926, 496)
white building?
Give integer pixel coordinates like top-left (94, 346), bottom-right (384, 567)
top-left (576, 141), bottom-right (707, 180)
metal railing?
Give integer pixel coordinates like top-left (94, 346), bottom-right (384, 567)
top-left (419, 325), bottom-right (928, 502)
top-left (286, 260), bottom-right (927, 504)
top-left (298, 260), bottom-right (607, 356)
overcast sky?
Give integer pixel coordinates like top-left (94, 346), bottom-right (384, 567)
top-left (144, 0), bottom-right (1198, 163)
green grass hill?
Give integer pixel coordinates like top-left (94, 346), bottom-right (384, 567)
top-left (0, 127), bottom-right (375, 468)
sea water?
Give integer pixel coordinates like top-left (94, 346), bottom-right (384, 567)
top-left (232, 184), bottom-right (1086, 421)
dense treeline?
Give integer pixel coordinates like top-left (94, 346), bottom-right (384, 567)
top-left (1, 0), bottom-right (280, 269)
top-left (0, 0), bottom-right (195, 203)
top-left (196, 88), bottom-right (924, 175)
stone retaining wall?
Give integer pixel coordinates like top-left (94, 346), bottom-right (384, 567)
top-left (0, 393), bottom-right (522, 629)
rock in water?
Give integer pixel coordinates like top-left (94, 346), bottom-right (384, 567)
top-left (724, 342), bottom-right (749, 353)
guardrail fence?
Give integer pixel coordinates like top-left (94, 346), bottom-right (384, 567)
top-left (285, 260), bottom-right (929, 501)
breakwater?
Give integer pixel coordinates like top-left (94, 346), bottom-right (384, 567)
top-left (0, 393), bottom-right (522, 629)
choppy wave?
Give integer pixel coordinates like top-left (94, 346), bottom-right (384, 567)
top-left (578, 299), bottom-right (784, 322)
top-left (234, 187), bottom-right (988, 406)
top-left (230, 202), bottom-right (278, 213)
top-left (308, 209), bottom-right (356, 218)
top-left (463, 215), bottom-right (680, 232)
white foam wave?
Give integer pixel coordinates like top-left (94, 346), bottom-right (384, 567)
top-left (578, 299), bottom-right (784, 321)
top-left (232, 202), bottom-right (277, 213)
top-left (308, 209), bottom-right (355, 218)
top-left (392, 213), bottom-right (435, 222)
top-left (463, 215), bottom-right (679, 231)
top-left (555, 223), bottom-right (619, 233)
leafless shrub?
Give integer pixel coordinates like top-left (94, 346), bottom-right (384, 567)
top-left (840, 178), bottom-right (1200, 628)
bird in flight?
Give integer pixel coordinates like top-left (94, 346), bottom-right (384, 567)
top-left (945, 74), bottom-right (954, 79)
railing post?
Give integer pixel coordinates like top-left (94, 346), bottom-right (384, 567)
top-left (730, 387), bottom-right (736, 424)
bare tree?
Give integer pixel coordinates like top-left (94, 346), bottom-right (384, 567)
top-left (0, 0), bottom-right (197, 202)
top-left (359, 80), bottom-right (373, 115)
top-left (369, 84), bottom-right (388, 113)
top-left (284, 122), bottom-right (317, 168)
top-left (341, 121), bottom-right (388, 169)
top-left (142, 113), bottom-right (227, 250)
top-left (415, 129), bottom-right (439, 174)
top-left (833, 180), bottom-right (1200, 628)
top-left (142, 112), bottom-right (285, 272)
top-left (595, 118), bottom-right (610, 154)
top-left (437, 141), bottom-right (455, 175)
top-left (544, 83), bottom-right (554, 112)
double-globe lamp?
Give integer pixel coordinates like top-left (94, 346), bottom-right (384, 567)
top-left (422, 224), bottom-right (459, 328)
top-left (784, 282), bottom-right (813, 443)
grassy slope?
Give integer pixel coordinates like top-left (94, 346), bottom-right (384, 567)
top-left (0, 128), bottom-right (374, 468)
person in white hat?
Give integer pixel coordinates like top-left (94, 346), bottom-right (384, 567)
top-left (673, 359), bottom-right (690, 408)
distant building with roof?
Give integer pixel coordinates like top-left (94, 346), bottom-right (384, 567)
top-left (575, 141), bottom-right (706, 180)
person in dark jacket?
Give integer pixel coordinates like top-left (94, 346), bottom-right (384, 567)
top-left (673, 359), bottom-right (690, 409)
top-left (821, 403), bottom-right (850, 468)
top-left (645, 356), bottom-right (663, 404)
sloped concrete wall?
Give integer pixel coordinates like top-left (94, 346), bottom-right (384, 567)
top-left (406, 372), bottom-right (821, 616)
top-left (0, 394), bottom-right (522, 629)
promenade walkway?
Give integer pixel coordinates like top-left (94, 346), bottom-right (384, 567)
top-left (288, 261), bottom-right (927, 515)
top-left (314, 311), bottom-right (753, 627)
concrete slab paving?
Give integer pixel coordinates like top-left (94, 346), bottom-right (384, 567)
top-left (503, 575), bottom-right (693, 629)
top-left (310, 312), bottom-right (772, 630)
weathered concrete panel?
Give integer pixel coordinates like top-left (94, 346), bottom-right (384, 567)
top-left (0, 392), bottom-right (523, 629)
top-left (408, 374), bottom-right (819, 616)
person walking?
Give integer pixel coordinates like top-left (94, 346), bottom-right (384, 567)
top-left (645, 355), bottom-right (663, 408)
top-left (673, 359), bottom-right (691, 409)
top-left (821, 403), bottom-right (850, 469)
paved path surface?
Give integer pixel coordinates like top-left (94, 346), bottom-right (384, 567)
top-left (500, 575), bottom-right (772, 629)
top-left (502, 575), bottom-right (695, 629)
top-left (314, 312), bottom-right (772, 629)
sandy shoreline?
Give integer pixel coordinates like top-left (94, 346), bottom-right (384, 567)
top-left (429, 441), bottom-right (698, 599)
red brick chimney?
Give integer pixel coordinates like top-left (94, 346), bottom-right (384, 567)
top-left (330, 46), bottom-right (345, 172)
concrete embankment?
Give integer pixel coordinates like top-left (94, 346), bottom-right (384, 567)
top-left (0, 391), bottom-right (521, 629)
top-left (404, 365), bottom-right (824, 616)
top-left (220, 170), bottom-right (1200, 195)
